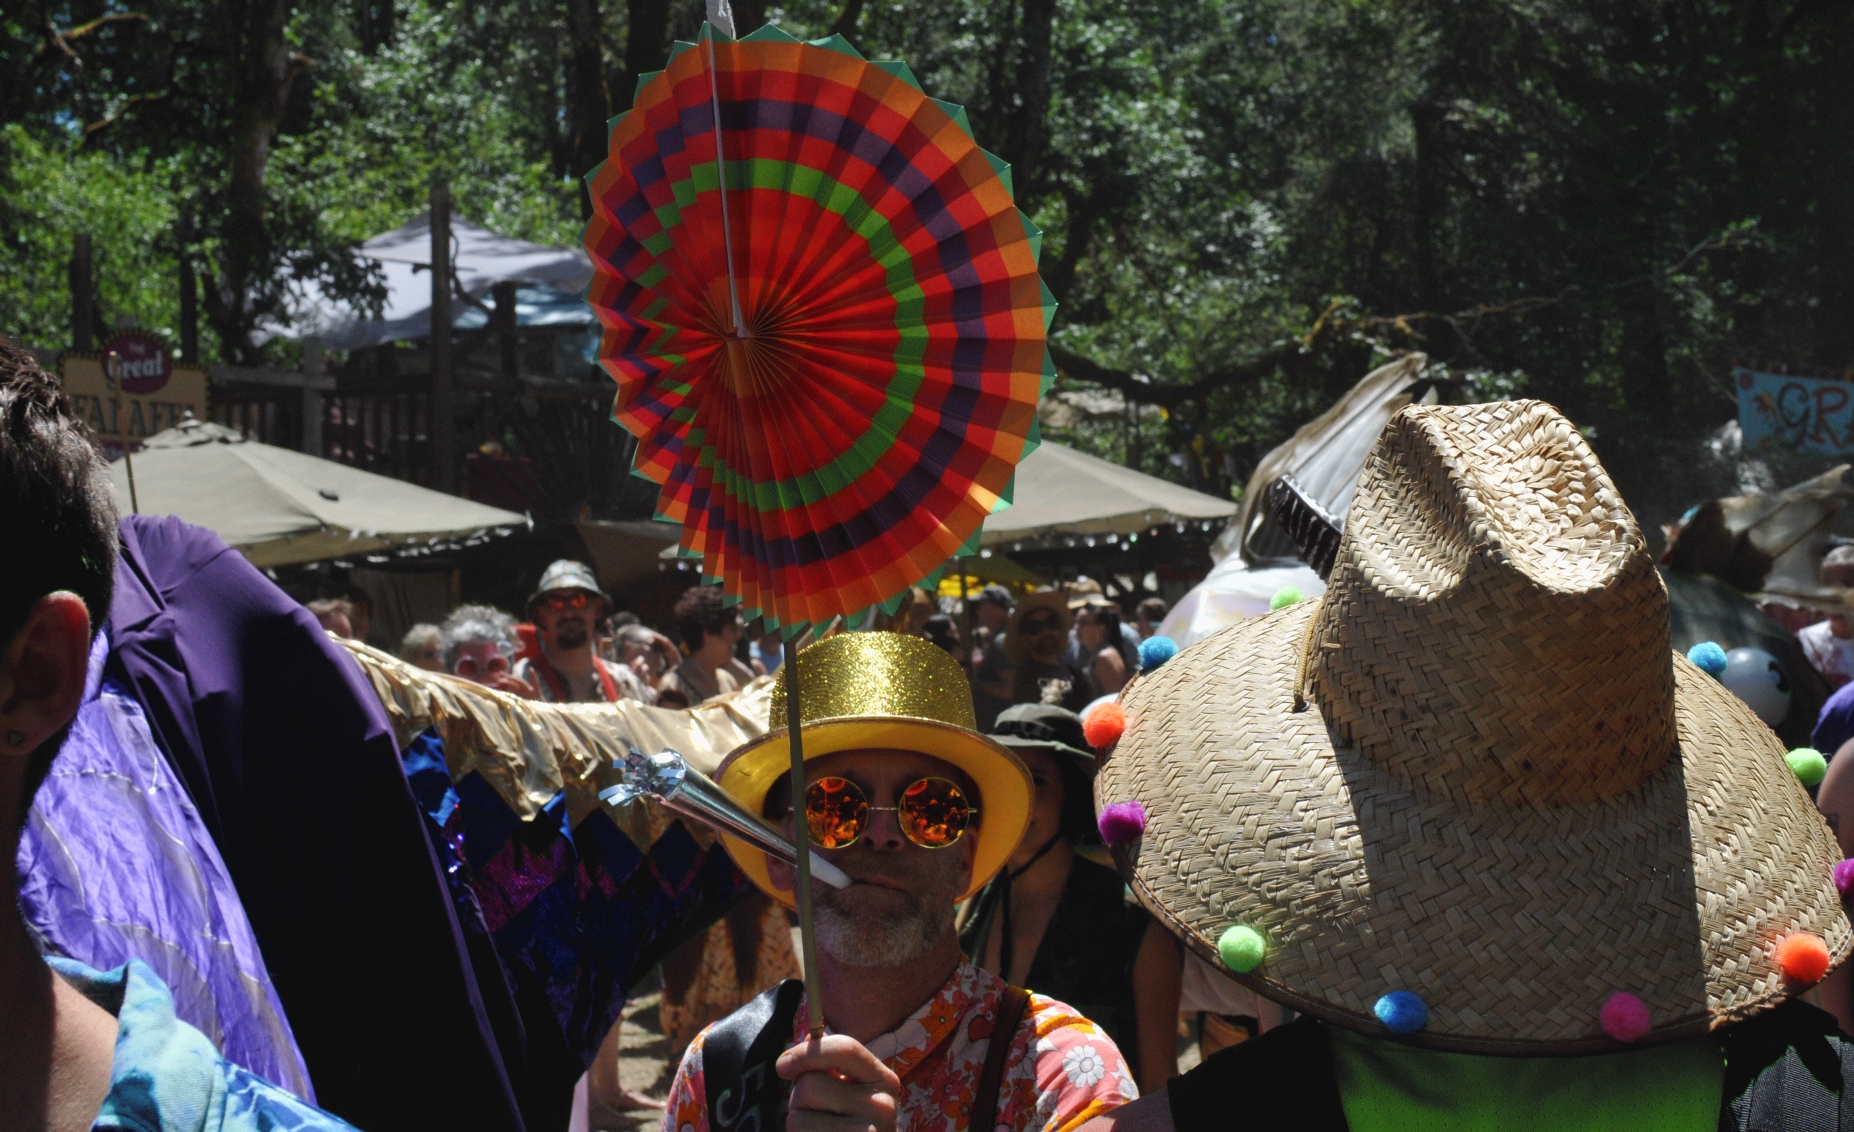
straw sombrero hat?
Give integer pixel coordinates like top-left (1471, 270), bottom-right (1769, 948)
top-left (1098, 400), bottom-right (1851, 1053)
top-left (715, 632), bottom-right (1032, 908)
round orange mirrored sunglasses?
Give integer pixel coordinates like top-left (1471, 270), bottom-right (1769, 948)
top-left (804, 776), bottom-right (977, 850)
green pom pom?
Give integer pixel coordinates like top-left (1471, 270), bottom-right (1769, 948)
top-left (1269, 585), bottom-right (1304, 611)
top-left (1217, 925), bottom-right (1266, 973)
top-left (1787, 747), bottom-right (1828, 787)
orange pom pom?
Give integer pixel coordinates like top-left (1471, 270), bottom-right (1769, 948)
top-left (1776, 932), bottom-right (1832, 984)
top-left (1082, 702), bottom-right (1126, 749)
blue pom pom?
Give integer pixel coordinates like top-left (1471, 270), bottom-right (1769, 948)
top-left (1687, 641), bottom-right (1728, 677)
top-left (1139, 636), bottom-right (1178, 671)
top-left (1374, 991), bottom-right (1428, 1035)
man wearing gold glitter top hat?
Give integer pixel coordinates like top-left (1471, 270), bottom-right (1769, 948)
top-left (1082, 401), bottom-right (1854, 1132)
top-left (662, 631), bottom-right (1137, 1132)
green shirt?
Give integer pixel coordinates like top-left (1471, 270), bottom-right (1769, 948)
top-left (1328, 1023), bottom-right (1724, 1132)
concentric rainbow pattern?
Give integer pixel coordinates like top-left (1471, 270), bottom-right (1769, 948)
top-left (583, 24), bottom-right (1054, 629)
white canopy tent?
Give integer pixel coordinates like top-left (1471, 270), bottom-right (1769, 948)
top-left (979, 441), bottom-right (1237, 548)
top-left (111, 419), bottom-right (527, 567)
top-left (266, 212), bottom-right (596, 352)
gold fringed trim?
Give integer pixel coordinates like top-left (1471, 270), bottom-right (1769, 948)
top-left (335, 637), bottom-right (774, 849)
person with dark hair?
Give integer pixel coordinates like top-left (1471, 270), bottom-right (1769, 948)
top-left (0, 340), bottom-right (355, 1129)
top-left (1134, 596), bottom-right (1168, 640)
top-left (970, 584), bottom-right (1017, 729)
top-left (922, 613), bottom-right (967, 672)
top-left (960, 704), bottom-right (1179, 1093)
top-left (659, 584), bottom-right (753, 706)
top-left (513, 560), bottom-right (630, 703)
top-left (1074, 604), bottom-right (1130, 696)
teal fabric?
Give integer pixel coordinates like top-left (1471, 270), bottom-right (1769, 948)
top-left (1328, 1023), bottom-right (1724, 1132)
top-left (49, 958), bottom-right (356, 1131)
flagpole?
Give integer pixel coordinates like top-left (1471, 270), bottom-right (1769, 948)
top-left (783, 633), bottom-right (826, 1037)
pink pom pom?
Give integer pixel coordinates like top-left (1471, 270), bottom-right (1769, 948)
top-left (1082, 702), bottom-right (1126, 749)
top-left (1600, 992), bottom-right (1652, 1043)
top-left (1836, 859), bottom-right (1854, 895)
top-left (1098, 800), bottom-right (1148, 847)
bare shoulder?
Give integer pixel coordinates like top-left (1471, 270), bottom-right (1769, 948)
top-left (1077, 1092), bottom-right (1171, 1132)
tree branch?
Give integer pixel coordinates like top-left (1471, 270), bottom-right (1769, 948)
top-left (82, 91), bottom-right (169, 138)
top-left (38, 13), bottom-right (147, 64)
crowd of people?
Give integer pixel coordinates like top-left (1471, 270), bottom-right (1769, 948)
top-left (11, 327), bottom-right (1854, 1132)
top-left (307, 571), bottom-right (1170, 731)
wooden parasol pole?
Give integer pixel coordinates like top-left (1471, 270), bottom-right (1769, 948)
top-left (782, 633), bottom-right (826, 1036)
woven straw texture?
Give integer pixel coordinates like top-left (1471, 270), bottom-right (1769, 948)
top-left (1099, 400), bottom-right (1851, 1053)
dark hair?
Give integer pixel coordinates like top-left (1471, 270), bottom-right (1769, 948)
top-left (1054, 756), bottom-right (1098, 844)
top-left (1136, 596), bottom-right (1168, 622)
top-left (1076, 603), bottom-right (1122, 642)
top-left (0, 339), bottom-right (118, 808)
top-left (922, 613), bottom-right (961, 656)
top-left (976, 584), bottom-right (1013, 609)
top-left (673, 584), bottom-right (738, 651)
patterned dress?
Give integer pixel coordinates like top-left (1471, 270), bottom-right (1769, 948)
top-left (663, 960), bottom-right (1136, 1132)
top-left (50, 957), bottom-right (356, 1130)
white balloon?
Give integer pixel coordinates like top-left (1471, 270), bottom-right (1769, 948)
top-left (1720, 647), bottom-right (1792, 726)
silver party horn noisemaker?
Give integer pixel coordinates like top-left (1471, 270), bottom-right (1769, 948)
top-left (598, 746), bottom-right (851, 889)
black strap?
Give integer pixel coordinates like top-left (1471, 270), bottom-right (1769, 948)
top-left (972, 985), bottom-right (1032, 1132)
top-left (997, 835), bottom-right (1062, 982)
top-left (702, 978), bottom-right (806, 1132)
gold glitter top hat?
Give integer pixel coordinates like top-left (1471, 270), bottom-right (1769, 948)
top-left (715, 631), bottom-right (1031, 907)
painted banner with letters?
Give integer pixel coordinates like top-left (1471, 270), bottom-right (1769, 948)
top-left (1737, 366), bottom-right (1854, 456)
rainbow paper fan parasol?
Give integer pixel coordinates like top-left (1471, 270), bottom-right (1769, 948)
top-left (583, 23), bottom-right (1053, 630)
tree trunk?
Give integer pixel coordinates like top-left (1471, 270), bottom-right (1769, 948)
top-left (732, 0), bottom-right (766, 37)
top-left (624, 0), bottom-right (671, 88)
top-left (208, 0), bottom-right (300, 365)
top-left (566, 0), bottom-right (613, 216)
top-left (1001, 0), bottom-right (1057, 193)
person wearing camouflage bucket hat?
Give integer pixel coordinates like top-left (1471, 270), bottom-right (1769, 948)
top-left (1084, 401), bottom-right (1854, 1132)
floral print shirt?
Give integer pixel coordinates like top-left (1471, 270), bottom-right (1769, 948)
top-left (664, 960), bottom-right (1135, 1132)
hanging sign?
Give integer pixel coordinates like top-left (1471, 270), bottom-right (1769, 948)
top-left (1737, 366), bottom-right (1854, 456)
top-left (60, 332), bottom-right (208, 451)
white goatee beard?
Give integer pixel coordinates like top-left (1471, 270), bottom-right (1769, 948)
top-left (811, 852), bottom-right (964, 968)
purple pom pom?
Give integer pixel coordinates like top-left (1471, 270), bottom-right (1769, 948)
top-left (1098, 800), bottom-right (1148, 847)
top-left (1836, 859), bottom-right (1854, 895)
top-left (1600, 992), bottom-right (1652, 1042)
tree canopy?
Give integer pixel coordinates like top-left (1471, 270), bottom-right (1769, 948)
top-left (4, 0), bottom-right (1851, 531)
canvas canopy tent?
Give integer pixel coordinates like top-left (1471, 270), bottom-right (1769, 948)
top-left (267, 212), bottom-right (596, 352)
top-left (110, 419), bottom-right (526, 567)
top-left (978, 441), bottom-right (1237, 548)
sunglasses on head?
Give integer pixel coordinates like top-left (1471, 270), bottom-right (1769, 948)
top-left (804, 776), bottom-right (977, 850)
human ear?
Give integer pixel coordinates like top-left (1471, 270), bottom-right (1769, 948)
top-left (0, 593), bottom-right (92, 757)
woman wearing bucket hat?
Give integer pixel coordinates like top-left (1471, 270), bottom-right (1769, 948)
top-left (1083, 402), bottom-right (1854, 1132)
top-left (662, 633), bottom-right (1137, 1132)
top-left (962, 704), bottom-right (1183, 1094)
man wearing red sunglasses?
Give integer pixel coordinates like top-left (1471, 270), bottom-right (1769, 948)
top-left (512, 560), bottom-right (629, 704)
top-left (662, 632), bottom-right (1136, 1132)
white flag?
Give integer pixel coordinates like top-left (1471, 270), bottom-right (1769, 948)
top-left (706, 0), bottom-right (736, 38)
